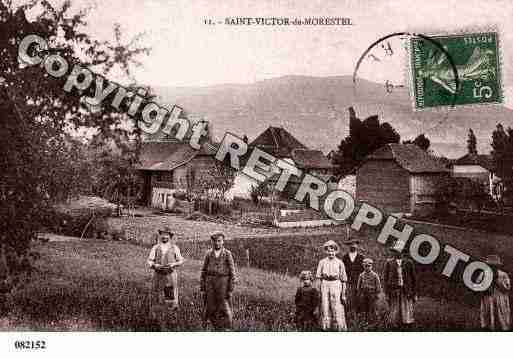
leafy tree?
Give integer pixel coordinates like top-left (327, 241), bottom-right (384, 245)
top-left (250, 180), bottom-right (271, 205)
top-left (467, 128), bottom-right (478, 155)
top-left (491, 123), bottom-right (513, 201)
top-left (333, 107), bottom-right (400, 174)
top-left (0, 1), bottom-right (149, 296)
top-left (403, 133), bottom-right (430, 151)
top-left (186, 159), bottom-right (236, 213)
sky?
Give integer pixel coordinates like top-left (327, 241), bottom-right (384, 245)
top-left (66, 0), bottom-right (513, 83)
top-left (22, 0), bottom-right (513, 104)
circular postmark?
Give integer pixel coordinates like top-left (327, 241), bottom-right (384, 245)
top-left (351, 32), bottom-right (461, 136)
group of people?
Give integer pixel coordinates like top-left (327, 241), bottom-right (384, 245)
top-left (146, 226), bottom-right (511, 331)
top-left (296, 239), bottom-right (416, 331)
top-left (147, 227), bottom-right (235, 330)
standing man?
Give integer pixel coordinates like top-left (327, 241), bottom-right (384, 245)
top-left (147, 226), bottom-right (185, 330)
top-left (316, 240), bottom-right (348, 331)
top-left (342, 240), bottom-right (364, 317)
top-left (383, 250), bottom-right (417, 330)
top-left (200, 231), bottom-right (236, 330)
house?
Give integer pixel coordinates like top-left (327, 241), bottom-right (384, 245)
top-left (136, 140), bottom-right (217, 209)
top-left (356, 143), bottom-right (450, 216)
top-left (451, 153), bottom-right (501, 199)
top-left (249, 126), bottom-right (335, 176)
top-left (228, 126), bottom-right (336, 199)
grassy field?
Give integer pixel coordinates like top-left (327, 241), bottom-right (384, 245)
top-left (0, 237), bottom-right (484, 331)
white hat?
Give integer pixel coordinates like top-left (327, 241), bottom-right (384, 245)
top-left (323, 240), bottom-right (339, 252)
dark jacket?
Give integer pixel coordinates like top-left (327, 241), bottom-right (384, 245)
top-left (200, 248), bottom-right (236, 292)
top-left (342, 252), bottom-right (365, 287)
top-left (383, 258), bottom-right (417, 297)
top-left (295, 286), bottom-right (320, 316)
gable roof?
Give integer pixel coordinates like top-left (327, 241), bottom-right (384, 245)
top-left (365, 143), bottom-right (448, 174)
top-left (454, 153), bottom-right (494, 171)
top-left (291, 148), bottom-right (335, 170)
top-left (249, 126), bottom-right (308, 158)
top-left (136, 140), bottom-right (216, 171)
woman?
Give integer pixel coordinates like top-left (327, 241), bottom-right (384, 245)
top-left (480, 254), bottom-right (511, 331)
top-left (383, 251), bottom-right (417, 330)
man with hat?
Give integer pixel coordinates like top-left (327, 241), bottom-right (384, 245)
top-left (480, 254), bottom-right (511, 331)
top-left (316, 239), bottom-right (348, 331)
top-left (342, 239), bottom-right (365, 317)
top-left (200, 231), bottom-right (236, 330)
top-left (147, 225), bottom-right (184, 329)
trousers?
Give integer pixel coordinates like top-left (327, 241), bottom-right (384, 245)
top-left (204, 275), bottom-right (233, 330)
top-left (320, 280), bottom-right (347, 331)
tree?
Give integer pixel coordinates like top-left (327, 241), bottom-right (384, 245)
top-left (250, 180), bottom-right (271, 205)
top-left (0, 1), bottom-right (149, 296)
top-left (403, 134), bottom-right (430, 151)
top-left (467, 128), bottom-right (478, 155)
top-left (491, 123), bottom-right (513, 202)
top-left (333, 107), bottom-right (400, 174)
top-left (186, 159), bottom-right (236, 214)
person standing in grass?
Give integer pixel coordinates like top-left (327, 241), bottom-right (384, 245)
top-left (316, 240), bottom-right (348, 331)
top-left (200, 231), bottom-right (236, 330)
top-left (295, 270), bottom-right (320, 331)
top-left (147, 226), bottom-right (184, 329)
top-left (342, 240), bottom-right (364, 318)
top-left (383, 250), bottom-right (417, 330)
top-left (357, 258), bottom-right (382, 326)
top-left (480, 254), bottom-right (511, 331)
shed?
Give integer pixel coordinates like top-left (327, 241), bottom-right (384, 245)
top-left (136, 140), bottom-right (217, 208)
top-left (356, 144), bottom-right (449, 216)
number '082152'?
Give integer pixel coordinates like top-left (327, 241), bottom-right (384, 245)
top-left (14, 340), bottom-right (46, 350)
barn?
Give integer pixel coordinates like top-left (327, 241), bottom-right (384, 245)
top-left (137, 140), bottom-right (217, 209)
top-left (356, 143), bottom-right (450, 216)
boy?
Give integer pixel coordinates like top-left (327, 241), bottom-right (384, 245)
top-left (295, 270), bottom-right (320, 331)
top-left (147, 226), bottom-right (184, 329)
top-left (316, 240), bottom-right (348, 331)
top-left (357, 258), bottom-right (382, 326)
top-left (200, 231), bottom-right (236, 330)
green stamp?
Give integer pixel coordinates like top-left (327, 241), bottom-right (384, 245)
top-left (410, 32), bottom-right (502, 109)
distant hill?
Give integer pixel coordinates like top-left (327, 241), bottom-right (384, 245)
top-left (154, 75), bottom-right (513, 159)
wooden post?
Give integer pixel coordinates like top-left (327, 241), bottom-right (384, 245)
top-left (245, 248), bottom-right (250, 267)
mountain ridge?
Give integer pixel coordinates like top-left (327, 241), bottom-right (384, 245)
top-left (153, 75), bottom-right (513, 159)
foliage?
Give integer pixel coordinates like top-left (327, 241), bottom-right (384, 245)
top-left (467, 128), bottom-right (477, 155)
top-left (333, 107), bottom-right (400, 174)
top-left (491, 124), bottom-right (513, 199)
top-left (0, 1), bottom-right (149, 286)
top-left (250, 179), bottom-right (271, 205)
top-left (403, 133), bottom-right (430, 151)
top-left (438, 176), bottom-right (491, 213)
top-left (186, 159), bottom-right (236, 214)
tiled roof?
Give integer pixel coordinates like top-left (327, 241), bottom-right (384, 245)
top-left (291, 148), bottom-right (335, 170)
top-left (454, 153), bottom-right (494, 171)
top-left (366, 143), bottom-right (448, 173)
top-left (249, 126), bottom-right (308, 158)
top-left (136, 140), bottom-right (216, 171)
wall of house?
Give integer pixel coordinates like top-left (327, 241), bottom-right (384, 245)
top-left (410, 173), bottom-right (449, 216)
top-left (356, 160), bottom-right (410, 214)
top-left (452, 165), bottom-right (493, 196)
top-left (338, 174), bottom-right (356, 197)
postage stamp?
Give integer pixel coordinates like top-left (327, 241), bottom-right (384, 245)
top-left (409, 31), bottom-right (502, 110)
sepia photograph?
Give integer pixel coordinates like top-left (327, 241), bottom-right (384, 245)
top-left (1, 0), bottom-right (513, 354)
